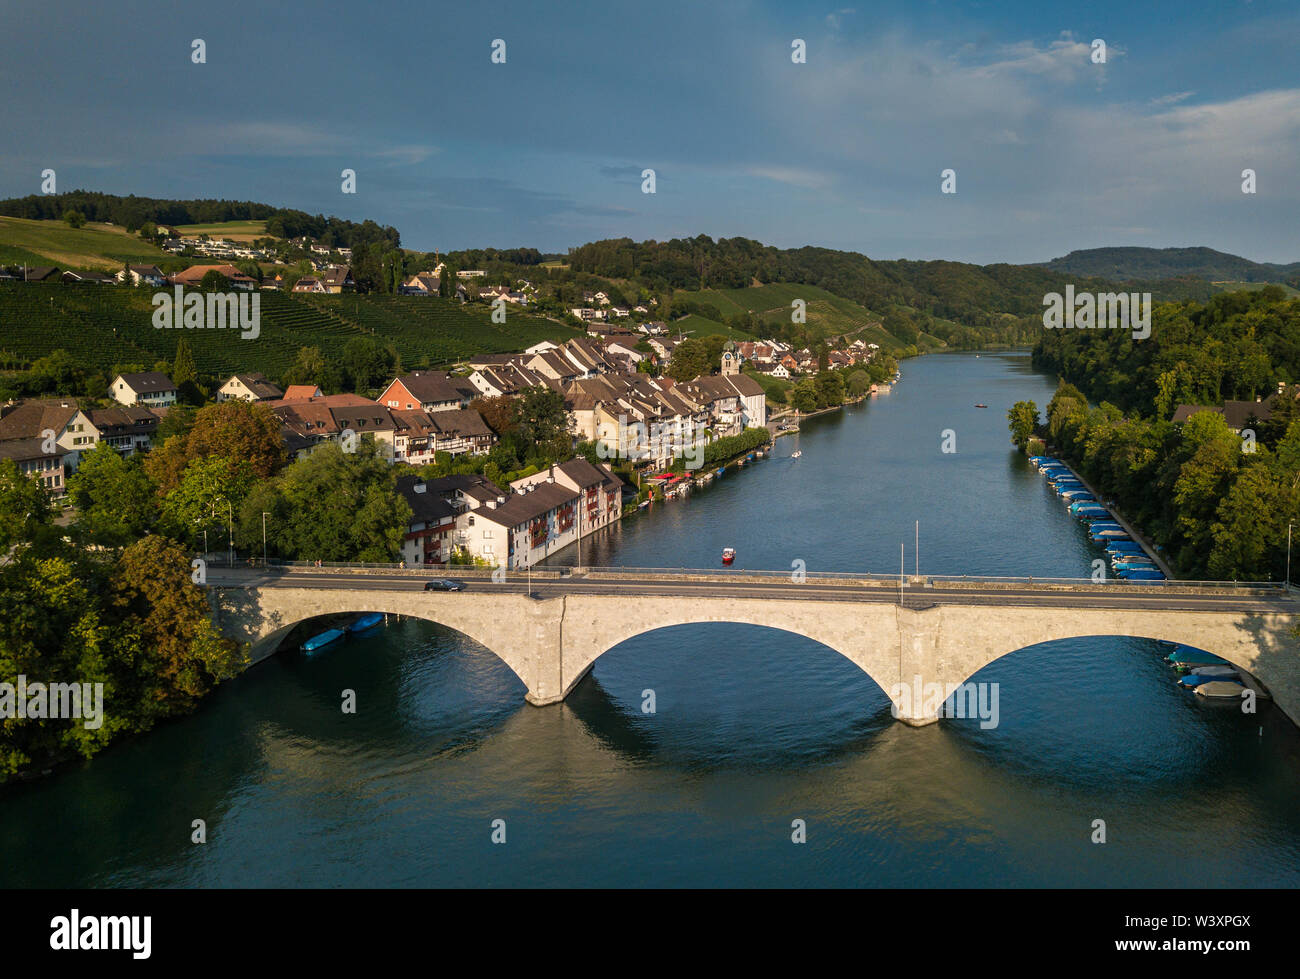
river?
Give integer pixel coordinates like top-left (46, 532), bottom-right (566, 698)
top-left (3, 351), bottom-right (1298, 887)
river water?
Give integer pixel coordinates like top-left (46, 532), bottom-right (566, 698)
top-left (3, 351), bottom-right (1298, 887)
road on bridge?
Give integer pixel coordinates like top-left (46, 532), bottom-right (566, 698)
top-left (206, 567), bottom-right (1300, 616)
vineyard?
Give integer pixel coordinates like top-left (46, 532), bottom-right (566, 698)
top-left (0, 284), bottom-right (578, 378)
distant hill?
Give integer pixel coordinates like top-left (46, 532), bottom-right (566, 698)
top-left (0, 215), bottom-right (173, 271)
top-left (1037, 246), bottom-right (1300, 284)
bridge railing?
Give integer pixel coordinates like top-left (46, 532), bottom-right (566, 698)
top-left (201, 556), bottom-right (1286, 590)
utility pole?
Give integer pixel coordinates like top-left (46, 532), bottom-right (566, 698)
top-left (226, 499), bottom-right (234, 567)
top-left (899, 542), bottom-right (904, 606)
top-left (915, 520), bottom-right (919, 577)
top-left (262, 512), bottom-right (269, 567)
top-left (1288, 523), bottom-right (1293, 591)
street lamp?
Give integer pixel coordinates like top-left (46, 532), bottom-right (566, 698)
top-left (1287, 522), bottom-right (1293, 591)
top-left (262, 512), bottom-right (270, 567)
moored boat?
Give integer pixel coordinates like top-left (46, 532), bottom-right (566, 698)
top-left (1178, 673), bottom-right (1241, 688)
top-left (1195, 680), bottom-right (1247, 699)
top-left (302, 628), bottom-right (345, 653)
top-left (722, 547), bottom-right (736, 565)
top-left (1167, 648), bottom-right (1228, 666)
top-left (346, 613), bottom-right (384, 634)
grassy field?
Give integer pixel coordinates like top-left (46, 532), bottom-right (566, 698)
top-left (743, 367), bottom-right (793, 405)
top-left (672, 282), bottom-right (907, 349)
top-left (0, 216), bottom-right (171, 271)
top-left (670, 313), bottom-right (757, 339)
top-left (171, 220), bottom-right (269, 241)
top-left (0, 284), bottom-right (580, 378)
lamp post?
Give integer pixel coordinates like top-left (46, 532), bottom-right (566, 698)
top-left (262, 512), bottom-right (269, 567)
top-left (1288, 522), bottom-right (1293, 591)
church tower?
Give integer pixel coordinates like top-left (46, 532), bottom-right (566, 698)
top-left (721, 340), bottom-right (739, 376)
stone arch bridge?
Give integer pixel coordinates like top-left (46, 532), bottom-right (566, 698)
top-left (207, 569), bottom-right (1300, 727)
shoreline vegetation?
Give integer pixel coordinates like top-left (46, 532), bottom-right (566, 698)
top-left (1010, 285), bottom-right (1300, 582)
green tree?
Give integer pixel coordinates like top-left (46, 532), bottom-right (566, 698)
top-left (237, 442), bottom-right (411, 563)
top-left (790, 378), bottom-right (819, 413)
top-left (66, 443), bottom-right (156, 547)
top-left (62, 209), bottom-right (85, 228)
top-left (1007, 400), bottom-right (1040, 450)
top-left (0, 459), bottom-right (51, 553)
top-left (198, 269), bottom-right (229, 292)
top-left (108, 536), bottom-right (246, 721)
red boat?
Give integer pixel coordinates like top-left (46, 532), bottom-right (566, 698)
top-left (722, 547), bottom-right (736, 565)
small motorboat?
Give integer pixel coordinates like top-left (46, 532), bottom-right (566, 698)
top-left (791, 450), bottom-right (802, 459)
top-left (346, 613), bottom-right (384, 635)
top-left (1195, 681), bottom-right (1247, 699)
top-left (722, 547), bottom-right (736, 565)
top-left (1176, 664), bottom-right (1239, 679)
top-left (974, 403), bottom-right (988, 408)
top-left (1167, 648), bottom-right (1228, 666)
top-left (1177, 672), bottom-right (1241, 688)
top-left (302, 628), bottom-right (345, 653)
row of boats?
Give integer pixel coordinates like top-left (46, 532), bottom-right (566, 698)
top-left (301, 612), bottom-right (386, 653)
top-left (1157, 641), bottom-right (1256, 699)
top-left (643, 449), bottom-right (770, 500)
top-left (1028, 456), bottom-right (1167, 581)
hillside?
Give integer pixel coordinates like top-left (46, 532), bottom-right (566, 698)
top-left (0, 216), bottom-right (173, 271)
top-left (0, 284), bottom-right (577, 378)
top-left (1038, 246), bottom-right (1300, 284)
top-left (670, 282), bottom-right (914, 351)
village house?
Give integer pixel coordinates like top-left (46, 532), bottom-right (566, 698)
top-left (110, 372), bottom-right (177, 408)
top-left (84, 405), bottom-right (158, 455)
top-left (509, 458), bottom-right (624, 539)
top-left (170, 264), bottom-right (258, 290)
top-left (116, 265), bottom-right (167, 288)
top-left (389, 407), bottom-right (496, 463)
top-left (378, 372), bottom-right (478, 413)
top-left (0, 439), bottom-right (65, 495)
top-left (319, 266), bottom-right (356, 293)
top-left (217, 372), bottom-right (284, 403)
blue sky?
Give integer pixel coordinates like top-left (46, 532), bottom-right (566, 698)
top-left (2, 0), bottom-right (1297, 263)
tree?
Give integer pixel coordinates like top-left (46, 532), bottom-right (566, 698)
top-left (0, 554), bottom-right (118, 775)
top-left (66, 443), bottom-right (156, 547)
top-left (790, 378), bottom-right (819, 413)
top-left (159, 456), bottom-right (256, 546)
top-left (0, 460), bottom-right (52, 553)
top-left (471, 395), bottom-right (518, 436)
top-left (814, 370), bottom-right (845, 408)
top-left (108, 536), bottom-right (245, 720)
top-left (847, 370), bottom-right (871, 397)
top-left (513, 386), bottom-right (570, 458)
top-left (62, 209), bottom-right (85, 228)
top-left (199, 269), bottom-right (229, 292)
top-left (237, 441), bottom-right (411, 562)
top-left (439, 265), bottom-right (452, 298)
top-left (184, 401), bottom-right (287, 480)
top-left (172, 337), bottom-right (197, 386)
top-left (1007, 401), bottom-right (1040, 450)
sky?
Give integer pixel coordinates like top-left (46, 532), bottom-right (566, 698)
top-left (1, 0), bottom-right (1297, 264)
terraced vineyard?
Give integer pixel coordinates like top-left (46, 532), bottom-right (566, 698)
top-left (673, 282), bottom-right (909, 349)
top-left (0, 284), bottom-right (577, 377)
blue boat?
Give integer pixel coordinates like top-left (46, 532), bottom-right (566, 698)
top-left (1119, 569), bottom-right (1165, 580)
top-left (346, 612), bottom-right (384, 634)
top-left (302, 628), bottom-right (345, 653)
top-left (1113, 561), bottom-right (1157, 572)
top-left (1167, 647), bottom-right (1228, 666)
top-left (1091, 528), bottom-right (1130, 538)
top-left (1072, 505), bottom-right (1111, 518)
top-left (1177, 673), bottom-right (1242, 688)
